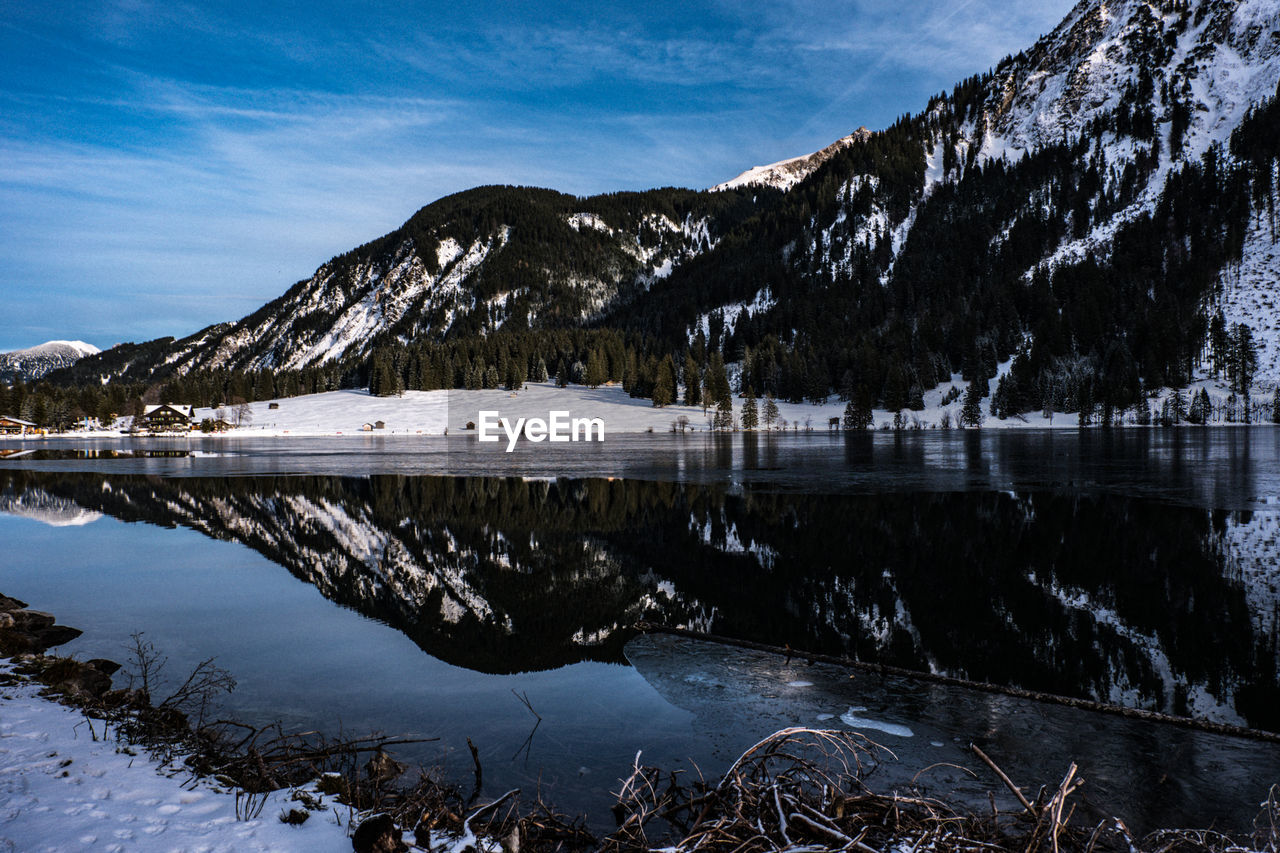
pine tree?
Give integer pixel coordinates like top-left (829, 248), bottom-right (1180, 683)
top-left (622, 349), bottom-right (639, 394)
top-left (741, 386), bottom-right (758, 429)
top-left (1209, 314), bottom-right (1229, 377)
top-left (907, 384), bottom-right (925, 411)
top-left (1228, 323), bottom-right (1258, 394)
top-left (683, 353), bottom-right (701, 407)
top-left (1188, 388), bottom-right (1210, 424)
top-left (1272, 388), bottom-right (1280, 424)
top-left (705, 352), bottom-right (731, 410)
top-left (763, 394), bottom-right (779, 429)
top-left (505, 360), bottom-right (525, 391)
top-left (843, 392), bottom-right (873, 430)
top-left (652, 355), bottom-right (677, 407)
top-left (713, 398), bottom-right (735, 431)
top-left (961, 381), bottom-right (983, 428)
top-left (585, 350), bottom-right (608, 388)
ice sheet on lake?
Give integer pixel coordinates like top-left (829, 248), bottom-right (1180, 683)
top-left (624, 633), bottom-right (1280, 835)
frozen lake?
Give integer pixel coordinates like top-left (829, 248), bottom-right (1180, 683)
top-left (2, 428), bottom-right (1278, 831)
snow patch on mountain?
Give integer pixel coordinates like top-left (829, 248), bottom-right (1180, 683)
top-left (565, 212), bottom-right (610, 233)
top-left (978, 0), bottom-right (1280, 168)
top-left (689, 289), bottom-right (776, 342)
top-left (1216, 208), bottom-right (1280, 384)
top-left (714, 128), bottom-right (873, 192)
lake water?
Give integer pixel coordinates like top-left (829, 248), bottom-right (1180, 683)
top-left (1, 429), bottom-right (1278, 832)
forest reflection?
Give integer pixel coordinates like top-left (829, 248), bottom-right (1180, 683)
top-left (2, 468), bottom-right (1277, 730)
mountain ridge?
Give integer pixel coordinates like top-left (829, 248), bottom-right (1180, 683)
top-left (38, 0), bottom-right (1280, 425)
top-left (0, 341), bottom-right (101, 383)
top-left (712, 127), bottom-right (874, 192)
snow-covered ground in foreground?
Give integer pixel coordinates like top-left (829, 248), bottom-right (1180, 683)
top-left (0, 671), bottom-right (352, 852)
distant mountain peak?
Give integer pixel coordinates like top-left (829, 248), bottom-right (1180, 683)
top-left (712, 127), bottom-right (873, 192)
top-left (0, 340), bottom-right (102, 382)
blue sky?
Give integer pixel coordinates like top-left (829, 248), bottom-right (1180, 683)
top-left (0, 0), bottom-right (1075, 352)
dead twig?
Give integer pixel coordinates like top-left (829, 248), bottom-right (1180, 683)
top-left (970, 743), bottom-right (1036, 816)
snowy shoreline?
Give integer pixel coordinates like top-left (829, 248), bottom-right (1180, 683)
top-left (0, 594), bottom-right (355, 852)
top-left (0, 669), bottom-right (354, 852)
top-left (3, 380), bottom-right (1277, 441)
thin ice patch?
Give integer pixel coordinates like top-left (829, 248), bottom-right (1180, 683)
top-left (840, 707), bottom-right (914, 738)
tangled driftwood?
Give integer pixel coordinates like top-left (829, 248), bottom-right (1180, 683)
top-left (593, 728), bottom-right (1278, 853)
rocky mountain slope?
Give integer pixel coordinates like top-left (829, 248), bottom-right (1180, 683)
top-left (0, 341), bottom-right (100, 383)
top-left (64, 188), bottom-right (759, 384)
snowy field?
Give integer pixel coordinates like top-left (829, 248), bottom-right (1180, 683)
top-left (0, 670), bottom-right (352, 852)
top-left (183, 378), bottom-right (1061, 436)
top-left (5, 373), bottom-right (1276, 444)
top-left (175, 375), bottom-right (1280, 437)
top-left (145, 376), bottom-right (1121, 435)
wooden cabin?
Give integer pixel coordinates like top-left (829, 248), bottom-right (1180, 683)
top-left (0, 416), bottom-right (37, 436)
top-left (140, 404), bottom-right (195, 432)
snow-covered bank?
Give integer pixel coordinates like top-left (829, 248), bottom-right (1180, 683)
top-left (181, 383), bottom-right (851, 436)
top-left (0, 668), bottom-right (352, 852)
top-left (169, 379), bottom-right (1280, 436)
top-left (4, 377), bottom-right (1276, 442)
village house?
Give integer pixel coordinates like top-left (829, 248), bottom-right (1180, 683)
top-left (0, 416), bottom-right (38, 436)
top-left (139, 404), bottom-right (196, 432)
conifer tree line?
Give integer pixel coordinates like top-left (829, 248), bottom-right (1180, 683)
top-left (13, 73), bottom-right (1280, 429)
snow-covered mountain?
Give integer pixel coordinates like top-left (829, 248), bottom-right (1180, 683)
top-left (0, 341), bottom-right (100, 382)
top-left (69, 188), bottom-right (741, 382)
top-left (791, 0), bottom-right (1280, 298)
top-left (712, 127), bottom-right (873, 192)
top-left (52, 0), bottom-right (1280, 404)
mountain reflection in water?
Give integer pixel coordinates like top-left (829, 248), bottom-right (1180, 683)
top-left (2, 469), bottom-right (1277, 732)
